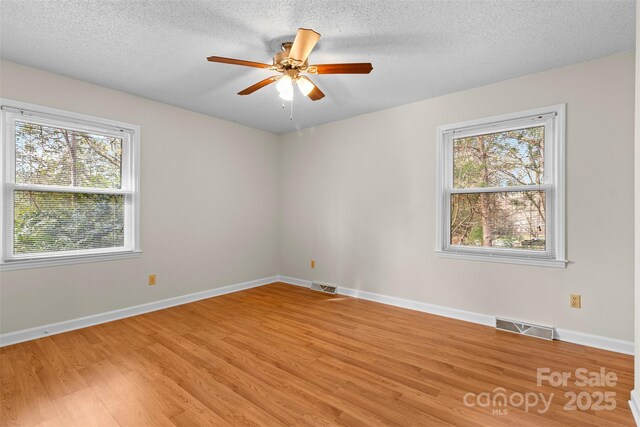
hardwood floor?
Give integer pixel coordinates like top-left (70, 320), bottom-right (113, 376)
top-left (0, 282), bottom-right (634, 426)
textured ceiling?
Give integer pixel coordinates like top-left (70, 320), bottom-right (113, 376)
top-left (0, 0), bottom-right (635, 134)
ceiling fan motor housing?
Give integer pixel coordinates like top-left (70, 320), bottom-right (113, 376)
top-left (272, 43), bottom-right (312, 72)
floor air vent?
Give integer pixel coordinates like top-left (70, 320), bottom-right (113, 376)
top-left (310, 282), bottom-right (337, 294)
top-left (495, 317), bottom-right (554, 341)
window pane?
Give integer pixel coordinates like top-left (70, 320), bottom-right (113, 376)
top-left (14, 191), bottom-right (124, 254)
top-left (450, 191), bottom-right (545, 250)
top-left (15, 121), bottom-right (122, 189)
top-left (453, 126), bottom-right (544, 188)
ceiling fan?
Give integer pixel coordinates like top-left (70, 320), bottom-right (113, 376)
top-left (207, 28), bottom-right (373, 102)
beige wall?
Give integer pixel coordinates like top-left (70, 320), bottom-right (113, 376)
top-left (0, 60), bottom-right (280, 333)
top-left (0, 53), bottom-right (635, 344)
top-left (279, 53), bottom-right (635, 341)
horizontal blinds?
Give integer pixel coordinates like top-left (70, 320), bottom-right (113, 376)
top-left (1, 105), bottom-right (135, 134)
top-left (13, 191), bottom-right (125, 255)
top-left (442, 112), bottom-right (557, 136)
top-left (7, 113), bottom-right (129, 257)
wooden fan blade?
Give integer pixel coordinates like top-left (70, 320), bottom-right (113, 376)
top-left (313, 63), bottom-right (373, 74)
top-left (238, 76), bottom-right (278, 95)
top-left (207, 56), bottom-right (271, 69)
top-left (299, 76), bottom-right (325, 101)
top-left (288, 28), bottom-right (321, 63)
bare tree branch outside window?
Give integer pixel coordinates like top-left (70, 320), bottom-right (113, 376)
top-left (451, 126), bottom-right (545, 250)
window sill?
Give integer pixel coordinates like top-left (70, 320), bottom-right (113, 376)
top-left (435, 250), bottom-right (567, 268)
top-left (0, 250), bottom-right (142, 271)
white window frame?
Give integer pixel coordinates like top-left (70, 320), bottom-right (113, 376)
top-left (436, 104), bottom-right (566, 268)
top-left (0, 99), bottom-right (141, 270)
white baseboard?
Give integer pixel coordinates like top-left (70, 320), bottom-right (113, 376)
top-left (630, 390), bottom-right (640, 426)
top-left (278, 276), bottom-right (494, 327)
top-left (554, 328), bottom-right (634, 355)
top-left (3, 274), bottom-right (633, 356)
top-left (277, 275), bottom-right (634, 355)
top-left (0, 276), bottom-right (278, 347)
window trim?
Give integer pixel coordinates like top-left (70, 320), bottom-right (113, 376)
top-left (435, 104), bottom-right (566, 268)
top-left (0, 98), bottom-right (141, 271)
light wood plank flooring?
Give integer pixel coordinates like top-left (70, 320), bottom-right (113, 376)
top-left (0, 282), bottom-right (634, 426)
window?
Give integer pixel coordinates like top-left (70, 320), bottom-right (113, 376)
top-left (1, 100), bottom-right (140, 270)
top-left (436, 105), bottom-right (565, 267)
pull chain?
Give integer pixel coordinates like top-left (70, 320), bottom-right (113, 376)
top-left (290, 89), bottom-right (294, 120)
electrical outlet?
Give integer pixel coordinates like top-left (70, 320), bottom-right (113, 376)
top-left (570, 294), bottom-right (581, 308)
top-left (148, 274), bottom-right (157, 286)
top-left (310, 260), bottom-right (316, 269)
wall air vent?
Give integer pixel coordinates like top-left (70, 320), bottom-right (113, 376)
top-left (310, 282), bottom-right (337, 294)
top-left (495, 317), bottom-right (554, 341)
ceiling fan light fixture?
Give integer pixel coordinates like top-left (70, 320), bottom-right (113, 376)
top-left (296, 77), bottom-right (314, 96)
top-left (279, 87), bottom-right (293, 101)
top-left (276, 75), bottom-right (293, 94)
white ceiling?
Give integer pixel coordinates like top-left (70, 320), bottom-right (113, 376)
top-left (0, 0), bottom-right (635, 134)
